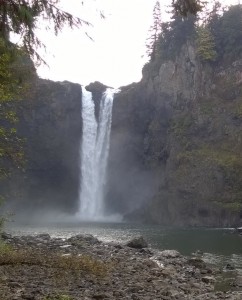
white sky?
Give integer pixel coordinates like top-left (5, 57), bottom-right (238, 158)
top-left (36, 0), bottom-right (239, 88)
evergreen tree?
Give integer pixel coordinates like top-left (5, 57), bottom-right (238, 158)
top-left (172, 0), bottom-right (205, 16)
top-left (206, 1), bottom-right (223, 31)
top-left (219, 5), bottom-right (242, 61)
top-left (196, 26), bottom-right (217, 61)
top-left (0, 39), bottom-right (31, 179)
top-left (146, 1), bottom-right (162, 61)
top-left (163, 12), bottom-right (197, 59)
top-left (200, 1), bottom-right (223, 60)
top-left (0, 0), bottom-right (91, 64)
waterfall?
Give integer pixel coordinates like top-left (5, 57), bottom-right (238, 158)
top-left (78, 87), bottom-right (114, 220)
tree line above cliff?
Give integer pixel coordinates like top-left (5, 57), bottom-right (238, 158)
top-left (146, 1), bottom-right (242, 65)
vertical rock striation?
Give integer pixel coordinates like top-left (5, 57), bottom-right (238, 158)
top-left (107, 42), bottom-right (242, 227)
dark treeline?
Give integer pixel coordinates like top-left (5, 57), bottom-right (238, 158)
top-left (146, 2), bottom-right (242, 65)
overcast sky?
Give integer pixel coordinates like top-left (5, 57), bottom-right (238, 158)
top-left (36, 0), bottom-right (239, 88)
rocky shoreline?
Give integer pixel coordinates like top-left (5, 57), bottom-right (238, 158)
top-left (0, 233), bottom-right (242, 300)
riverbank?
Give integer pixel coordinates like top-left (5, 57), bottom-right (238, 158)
top-left (0, 233), bottom-right (242, 300)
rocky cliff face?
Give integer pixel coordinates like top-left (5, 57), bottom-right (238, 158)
top-left (3, 43), bottom-right (241, 227)
top-left (107, 42), bottom-right (242, 227)
top-left (6, 78), bottom-right (82, 216)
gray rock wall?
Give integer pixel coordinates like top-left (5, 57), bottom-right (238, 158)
top-left (7, 79), bottom-right (82, 216)
top-left (107, 42), bottom-right (242, 227)
top-left (3, 43), bottom-right (242, 227)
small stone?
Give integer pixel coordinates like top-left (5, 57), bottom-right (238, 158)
top-left (36, 233), bottom-right (51, 240)
top-left (235, 276), bottom-right (242, 287)
top-left (60, 244), bottom-right (72, 248)
top-left (8, 282), bottom-right (22, 288)
top-left (202, 276), bottom-right (215, 284)
top-left (225, 263), bottom-right (235, 270)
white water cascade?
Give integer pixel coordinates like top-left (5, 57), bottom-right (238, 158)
top-left (78, 87), bottom-right (114, 220)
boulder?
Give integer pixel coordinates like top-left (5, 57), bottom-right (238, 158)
top-left (85, 81), bottom-right (108, 95)
top-left (158, 250), bottom-right (181, 258)
top-left (68, 234), bottom-right (100, 245)
top-left (225, 263), bottom-right (235, 270)
top-left (85, 81), bottom-right (109, 120)
top-left (201, 276), bottom-right (216, 284)
top-left (188, 257), bottom-right (206, 269)
top-left (1, 232), bottom-right (12, 240)
top-left (126, 236), bottom-right (148, 249)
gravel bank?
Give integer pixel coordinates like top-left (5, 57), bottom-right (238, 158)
top-left (0, 233), bottom-right (241, 300)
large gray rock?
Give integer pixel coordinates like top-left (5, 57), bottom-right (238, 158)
top-left (158, 250), bottom-right (181, 258)
top-left (85, 81), bottom-right (108, 121)
top-left (126, 236), bottom-right (148, 249)
top-left (68, 234), bottom-right (100, 245)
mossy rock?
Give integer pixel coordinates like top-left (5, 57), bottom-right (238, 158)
top-left (170, 113), bottom-right (194, 137)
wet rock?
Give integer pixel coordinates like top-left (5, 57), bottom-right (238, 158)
top-left (92, 293), bottom-right (107, 299)
top-left (1, 232), bottom-right (12, 240)
top-left (36, 233), bottom-right (51, 240)
top-left (126, 236), bottom-right (148, 249)
top-left (235, 276), bottom-right (242, 287)
top-left (67, 234), bottom-right (100, 245)
top-left (235, 227), bottom-right (242, 234)
top-left (85, 81), bottom-right (109, 120)
top-left (192, 249), bottom-right (203, 256)
top-left (85, 81), bottom-right (108, 94)
top-left (226, 263), bottom-right (235, 270)
top-left (159, 249), bottom-right (181, 258)
top-left (188, 257), bottom-right (207, 269)
top-left (202, 276), bottom-right (216, 284)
